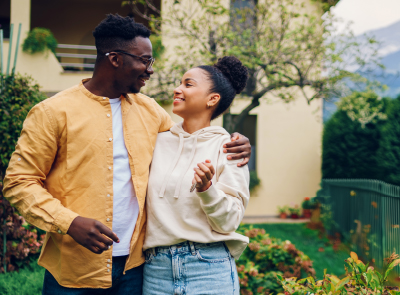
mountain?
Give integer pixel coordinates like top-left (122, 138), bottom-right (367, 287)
top-left (363, 20), bottom-right (400, 57)
top-left (323, 21), bottom-right (400, 122)
top-left (366, 21), bottom-right (400, 98)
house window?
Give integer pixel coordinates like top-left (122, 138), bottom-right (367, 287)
top-left (223, 114), bottom-right (257, 171)
top-left (0, 0), bottom-right (10, 39)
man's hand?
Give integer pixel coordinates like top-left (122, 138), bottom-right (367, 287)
top-left (67, 216), bottom-right (119, 254)
top-left (224, 133), bottom-right (251, 167)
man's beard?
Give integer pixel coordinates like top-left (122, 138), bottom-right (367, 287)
top-left (129, 84), bottom-right (140, 94)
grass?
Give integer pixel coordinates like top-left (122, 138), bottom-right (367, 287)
top-left (0, 261), bottom-right (44, 295)
top-left (241, 223), bottom-right (350, 279)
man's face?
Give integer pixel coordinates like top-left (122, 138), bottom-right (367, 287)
top-left (116, 36), bottom-right (154, 94)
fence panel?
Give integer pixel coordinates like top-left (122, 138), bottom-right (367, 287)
top-left (321, 179), bottom-right (400, 272)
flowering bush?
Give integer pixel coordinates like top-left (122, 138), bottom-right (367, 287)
top-left (278, 252), bottom-right (400, 295)
top-left (0, 74), bottom-right (47, 272)
top-left (236, 226), bottom-right (316, 295)
top-left (0, 212), bottom-right (45, 272)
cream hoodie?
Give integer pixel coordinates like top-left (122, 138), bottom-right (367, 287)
top-left (143, 122), bottom-right (250, 259)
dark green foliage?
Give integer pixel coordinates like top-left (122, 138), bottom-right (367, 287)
top-left (0, 74), bottom-right (47, 273)
top-left (0, 74), bottom-right (47, 176)
top-left (249, 170), bottom-right (260, 191)
top-left (376, 97), bottom-right (400, 185)
top-left (22, 28), bottom-right (58, 54)
top-left (322, 101), bottom-right (389, 179)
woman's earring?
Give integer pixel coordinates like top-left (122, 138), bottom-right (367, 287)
top-left (207, 103), bottom-right (212, 108)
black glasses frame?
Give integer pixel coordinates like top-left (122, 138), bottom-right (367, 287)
top-left (105, 50), bottom-right (155, 70)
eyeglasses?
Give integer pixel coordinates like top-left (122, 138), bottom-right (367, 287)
top-left (105, 50), bottom-right (155, 70)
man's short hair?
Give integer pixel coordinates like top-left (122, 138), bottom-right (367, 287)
top-left (93, 14), bottom-right (151, 55)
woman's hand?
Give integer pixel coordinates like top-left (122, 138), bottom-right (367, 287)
top-left (192, 160), bottom-right (215, 192)
top-left (224, 133), bottom-right (251, 167)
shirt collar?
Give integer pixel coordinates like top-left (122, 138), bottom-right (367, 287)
top-left (79, 79), bottom-right (133, 104)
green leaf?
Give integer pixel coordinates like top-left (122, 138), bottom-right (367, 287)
top-left (336, 276), bottom-right (350, 290)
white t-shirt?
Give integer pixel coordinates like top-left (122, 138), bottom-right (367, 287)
top-left (109, 97), bottom-right (139, 256)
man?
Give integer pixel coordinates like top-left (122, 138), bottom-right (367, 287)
top-left (3, 14), bottom-right (251, 294)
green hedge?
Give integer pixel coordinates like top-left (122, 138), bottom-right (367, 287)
top-left (322, 96), bottom-right (400, 185)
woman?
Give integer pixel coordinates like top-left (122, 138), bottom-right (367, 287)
top-left (143, 56), bottom-right (250, 295)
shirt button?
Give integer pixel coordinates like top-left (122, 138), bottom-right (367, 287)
top-left (109, 138), bottom-right (112, 142)
top-left (107, 114), bottom-right (110, 117)
top-left (108, 166), bottom-right (112, 170)
top-left (107, 259), bottom-right (111, 263)
top-left (107, 194), bottom-right (110, 197)
top-left (107, 218), bottom-right (110, 222)
top-left (107, 269), bottom-right (110, 272)
top-left (57, 230), bottom-right (62, 234)
top-left (103, 97), bottom-right (106, 100)
top-left (107, 264), bottom-right (110, 268)
top-left (17, 158), bottom-right (21, 161)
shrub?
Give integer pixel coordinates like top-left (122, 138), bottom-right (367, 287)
top-left (249, 171), bottom-right (260, 191)
top-left (278, 252), bottom-right (400, 295)
top-left (22, 28), bottom-right (58, 54)
top-left (236, 226), bottom-right (316, 294)
top-left (322, 106), bottom-right (387, 179)
top-left (0, 74), bottom-right (47, 272)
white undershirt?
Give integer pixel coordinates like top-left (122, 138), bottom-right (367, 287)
top-left (109, 97), bottom-right (139, 256)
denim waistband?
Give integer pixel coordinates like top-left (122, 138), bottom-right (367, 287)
top-left (146, 241), bottom-right (226, 256)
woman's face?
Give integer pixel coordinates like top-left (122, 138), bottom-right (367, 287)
top-left (172, 68), bottom-right (217, 119)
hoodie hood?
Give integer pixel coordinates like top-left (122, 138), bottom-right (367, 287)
top-left (158, 122), bottom-right (230, 199)
top-left (170, 122), bottom-right (230, 138)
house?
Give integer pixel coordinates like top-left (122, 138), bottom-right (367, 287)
top-left (0, 0), bottom-right (339, 216)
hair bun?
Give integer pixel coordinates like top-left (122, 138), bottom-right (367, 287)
top-left (214, 56), bottom-right (248, 94)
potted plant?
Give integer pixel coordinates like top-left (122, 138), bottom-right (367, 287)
top-left (288, 205), bottom-right (301, 219)
top-left (278, 206), bottom-right (288, 219)
top-left (301, 197), bottom-right (312, 218)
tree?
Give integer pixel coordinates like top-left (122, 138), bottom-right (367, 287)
top-left (321, 91), bottom-right (389, 180)
top-left (376, 96), bottom-right (400, 185)
top-left (135, 0), bottom-right (382, 133)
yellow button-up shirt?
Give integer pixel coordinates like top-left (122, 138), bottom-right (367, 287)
top-left (2, 79), bottom-right (174, 288)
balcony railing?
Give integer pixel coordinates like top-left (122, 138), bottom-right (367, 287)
top-left (56, 44), bottom-right (97, 71)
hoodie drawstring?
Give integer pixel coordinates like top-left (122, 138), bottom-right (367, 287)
top-left (158, 133), bottom-right (184, 198)
top-left (173, 132), bottom-right (202, 198)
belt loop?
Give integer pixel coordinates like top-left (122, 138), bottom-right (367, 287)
top-left (152, 247), bottom-right (156, 256)
top-left (189, 241), bottom-right (196, 255)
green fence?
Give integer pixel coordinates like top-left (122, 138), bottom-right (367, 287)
top-left (320, 179), bottom-right (400, 271)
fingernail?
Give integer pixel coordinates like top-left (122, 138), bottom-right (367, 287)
top-left (223, 149), bottom-right (227, 153)
top-left (227, 156), bottom-right (232, 160)
top-left (223, 144), bottom-right (226, 148)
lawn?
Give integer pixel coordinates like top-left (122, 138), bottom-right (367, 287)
top-left (241, 222), bottom-right (350, 279)
top-left (0, 261), bottom-right (44, 295)
top-left (0, 223), bottom-right (349, 294)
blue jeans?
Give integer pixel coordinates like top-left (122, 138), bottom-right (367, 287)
top-left (42, 256), bottom-right (143, 295)
top-left (143, 241), bottom-right (239, 295)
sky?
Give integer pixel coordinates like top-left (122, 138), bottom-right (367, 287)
top-left (330, 0), bottom-right (400, 35)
